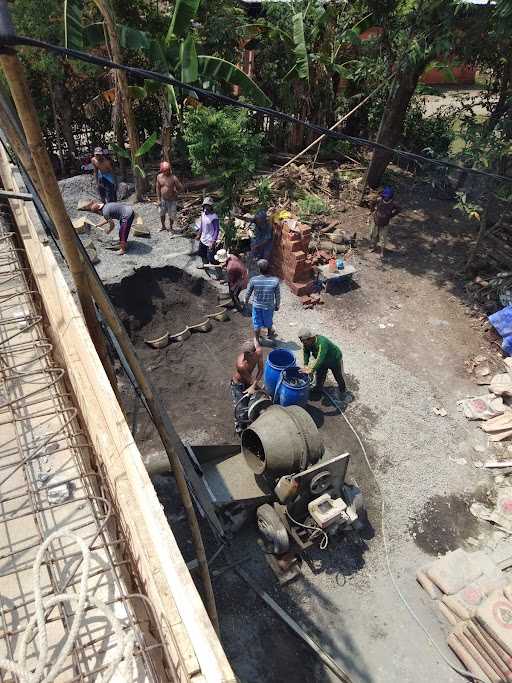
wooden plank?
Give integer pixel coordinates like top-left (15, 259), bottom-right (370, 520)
top-left (0, 148), bottom-right (235, 683)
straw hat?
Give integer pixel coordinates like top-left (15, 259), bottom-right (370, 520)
top-left (214, 249), bottom-right (230, 264)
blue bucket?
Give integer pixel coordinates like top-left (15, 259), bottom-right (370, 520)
top-left (275, 367), bottom-right (310, 407)
top-left (263, 348), bottom-right (296, 396)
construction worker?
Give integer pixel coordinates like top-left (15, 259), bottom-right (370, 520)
top-left (155, 161), bottom-right (184, 232)
top-left (298, 328), bottom-right (346, 397)
top-left (245, 259), bottom-right (280, 348)
top-left (214, 249), bottom-right (248, 311)
top-left (87, 200), bottom-right (134, 256)
top-left (231, 340), bottom-right (263, 433)
top-left (195, 197), bottom-right (220, 265)
top-left (91, 147), bottom-right (117, 203)
top-left (369, 186), bottom-right (400, 256)
top-left (250, 209), bottom-right (273, 261)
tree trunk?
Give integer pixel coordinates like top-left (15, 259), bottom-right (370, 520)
top-left (364, 61), bottom-right (426, 189)
top-left (48, 82), bottom-right (65, 177)
top-left (160, 95), bottom-right (172, 163)
top-left (93, 0), bottom-right (145, 201)
top-left (113, 95), bottom-right (128, 181)
top-left (55, 80), bottom-right (78, 165)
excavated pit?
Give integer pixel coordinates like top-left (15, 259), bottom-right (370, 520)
top-left (107, 265), bottom-right (249, 452)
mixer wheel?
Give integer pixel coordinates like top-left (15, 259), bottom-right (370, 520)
top-left (256, 504), bottom-right (290, 555)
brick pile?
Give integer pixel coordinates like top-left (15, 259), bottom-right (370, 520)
top-left (271, 217), bottom-right (316, 297)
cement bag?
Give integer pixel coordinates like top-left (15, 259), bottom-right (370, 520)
top-left (490, 374), bottom-right (512, 398)
top-left (460, 395), bottom-right (505, 420)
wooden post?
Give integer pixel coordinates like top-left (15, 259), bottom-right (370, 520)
top-left (0, 41), bottom-right (117, 391)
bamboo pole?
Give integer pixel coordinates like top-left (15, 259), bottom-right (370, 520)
top-left (270, 76), bottom-right (392, 179)
top-left (0, 87), bottom-right (45, 199)
top-left (82, 262), bottom-right (220, 636)
top-left (0, 35), bottom-right (117, 391)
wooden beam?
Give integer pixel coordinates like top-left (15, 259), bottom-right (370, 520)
top-left (0, 144), bottom-right (235, 683)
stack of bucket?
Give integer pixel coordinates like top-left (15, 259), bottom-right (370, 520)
top-left (263, 349), bottom-right (310, 407)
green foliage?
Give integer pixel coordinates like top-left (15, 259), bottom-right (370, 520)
top-left (167, 0), bottom-right (202, 43)
top-left (255, 178), bottom-right (273, 206)
top-left (111, 132), bottom-right (159, 177)
top-left (402, 99), bottom-right (455, 158)
top-left (64, 0), bottom-right (84, 49)
top-left (183, 106), bottom-right (263, 213)
top-left (455, 191), bottom-right (482, 222)
top-left (197, 57), bottom-right (271, 107)
top-left (292, 12), bottom-right (309, 82)
top-left (297, 194), bottom-right (328, 219)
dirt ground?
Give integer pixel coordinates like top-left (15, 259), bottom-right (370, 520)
top-left (58, 168), bottom-right (505, 682)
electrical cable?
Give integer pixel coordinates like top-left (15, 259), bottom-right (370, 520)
top-left (322, 390), bottom-right (488, 683)
top-left (285, 507), bottom-right (329, 550)
top-left (1, 33), bottom-right (512, 186)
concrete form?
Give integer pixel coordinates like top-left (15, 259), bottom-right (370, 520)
top-left (0, 143), bottom-right (234, 681)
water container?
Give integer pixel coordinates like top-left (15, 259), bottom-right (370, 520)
top-left (263, 348), bottom-right (296, 396)
top-left (275, 367), bottom-right (310, 407)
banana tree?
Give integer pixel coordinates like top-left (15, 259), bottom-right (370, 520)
top-left (143, 0), bottom-right (270, 159)
top-left (243, 2), bottom-right (367, 134)
top-left (111, 132), bottom-right (159, 178)
top-left (64, 0), bottom-right (146, 199)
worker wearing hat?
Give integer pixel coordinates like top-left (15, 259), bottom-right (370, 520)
top-left (298, 328), bottom-right (346, 397)
top-left (91, 146), bottom-right (117, 203)
top-left (214, 249), bottom-right (248, 311)
top-left (86, 199), bottom-right (134, 256)
top-left (231, 340), bottom-right (263, 433)
top-left (195, 197), bottom-right (220, 265)
top-left (369, 186), bottom-right (400, 256)
top-left (155, 161), bottom-right (184, 232)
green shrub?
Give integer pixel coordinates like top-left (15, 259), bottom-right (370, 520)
top-left (255, 177), bottom-right (273, 205)
top-left (297, 194), bottom-right (328, 219)
top-left (183, 106), bottom-right (263, 214)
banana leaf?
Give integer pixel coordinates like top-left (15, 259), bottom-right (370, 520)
top-left (128, 86), bottom-right (147, 101)
top-left (292, 12), bottom-right (309, 83)
top-left (83, 22), bottom-right (105, 48)
top-left (135, 132), bottom-right (159, 158)
top-left (118, 25), bottom-right (150, 51)
top-left (64, 0), bottom-right (84, 50)
top-left (166, 84), bottom-right (179, 116)
top-left (198, 56), bottom-right (271, 106)
top-left (181, 33), bottom-right (198, 83)
top-left (166, 0), bottom-right (202, 44)
top-left (111, 142), bottom-right (131, 160)
top-left (83, 22), bottom-right (149, 50)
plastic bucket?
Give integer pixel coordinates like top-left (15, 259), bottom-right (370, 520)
top-left (263, 348), bottom-right (296, 396)
top-left (275, 367), bottom-right (310, 407)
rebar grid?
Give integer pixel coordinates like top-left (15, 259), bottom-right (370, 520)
top-left (0, 213), bottom-right (180, 682)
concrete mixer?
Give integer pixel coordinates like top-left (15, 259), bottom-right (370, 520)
top-left (182, 401), bottom-right (364, 581)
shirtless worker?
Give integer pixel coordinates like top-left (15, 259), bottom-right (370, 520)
top-left (91, 147), bottom-right (117, 203)
top-left (155, 162), bottom-right (184, 232)
top-left (231, 341), bottom-right (263, 433)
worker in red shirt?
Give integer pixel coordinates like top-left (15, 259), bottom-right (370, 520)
top-left (214, 249), bottom-right (248, 311)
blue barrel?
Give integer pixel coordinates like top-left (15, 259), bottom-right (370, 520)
top-left (275, 367), bottom-right (310, 407)
top-left (263, 348), bottom-right (296, 396)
